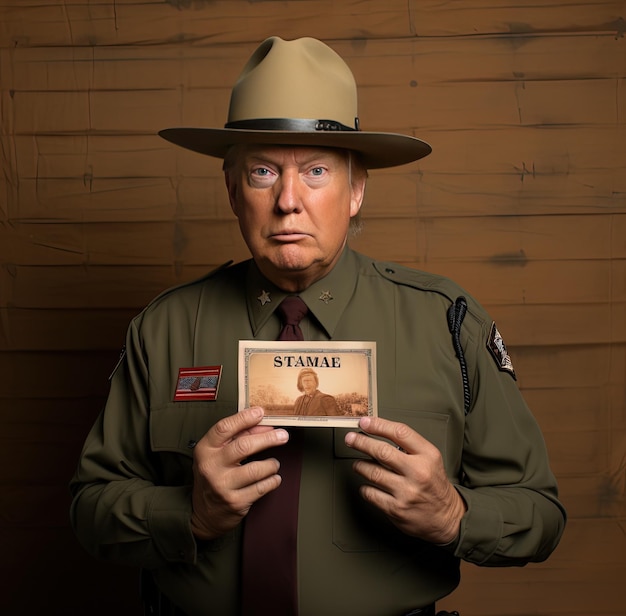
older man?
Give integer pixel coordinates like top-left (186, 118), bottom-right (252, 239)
top-left (70, 37), bottom-right (566, 616)
top-left (293, 368), bottom-right (340, 416)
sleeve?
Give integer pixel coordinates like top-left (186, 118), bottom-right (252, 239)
top-left (69, 317), bottom-right (201, 568)
top-left (447, 312), bottom-right (566, 566)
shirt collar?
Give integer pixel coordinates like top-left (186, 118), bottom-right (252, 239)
top-left (246, 247), bottom-right (360, 338)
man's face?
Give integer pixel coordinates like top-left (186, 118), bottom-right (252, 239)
top-left (301, 375), bottom-right (317, 395)
top-left (226, 146), bottom-right (365, 291)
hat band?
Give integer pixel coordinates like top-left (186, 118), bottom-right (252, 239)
top-left (224, 118), bottom-right (360, 132)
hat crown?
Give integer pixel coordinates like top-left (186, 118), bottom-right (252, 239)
top-left (227, 37), bottom-right (358, 129)
top-left (158, 36), bottom-right (432, 168)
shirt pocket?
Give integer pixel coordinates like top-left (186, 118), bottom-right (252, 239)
top-left (149, 400), bottom-right (236, 483)
top-left (331, 408), bottom-right (450, 552)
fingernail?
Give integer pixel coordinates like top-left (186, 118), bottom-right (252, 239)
top-left (345, 432), bottom-right (355, 447)
top-left (359, 416), bottom-right (371, 430)
top-left (275, 429), bottom-right (289, 441)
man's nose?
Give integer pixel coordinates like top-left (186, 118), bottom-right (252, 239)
top-left (275, 172), bottom-right (302, 213)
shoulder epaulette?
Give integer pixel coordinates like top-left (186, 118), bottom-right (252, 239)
top-left (373, 260), bottom-right (474, 414)
top-left (143, 260), bottom-right (234, 310)
top-left (111, 261), bottom-right (237, 381)
top-left (373, 260), bottom-right (467, 304)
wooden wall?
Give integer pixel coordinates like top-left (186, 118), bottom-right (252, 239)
top-left (1, 1), bottom-right (624, 614)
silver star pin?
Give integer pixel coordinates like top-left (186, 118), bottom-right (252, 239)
top-left (318, 290), bottom-right (333, 304)
top-left (257, 290), bottom-right (271, 306)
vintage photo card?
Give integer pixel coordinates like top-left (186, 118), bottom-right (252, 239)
top-left (238, 340), bottom-right (377, 427)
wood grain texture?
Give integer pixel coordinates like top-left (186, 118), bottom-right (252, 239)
top-left (0, 1), bottom-right (624, 614)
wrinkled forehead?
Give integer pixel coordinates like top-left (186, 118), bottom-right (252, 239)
top-left (228, 143), bottom-right (352, 165)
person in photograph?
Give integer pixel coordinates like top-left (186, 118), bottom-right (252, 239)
top-left (293, 368), bottom-right (340, 416)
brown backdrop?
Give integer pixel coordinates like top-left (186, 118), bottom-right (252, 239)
top-left (1, 1), bottom-right (624, 615)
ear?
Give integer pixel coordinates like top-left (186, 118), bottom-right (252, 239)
top-left (349, 173), bottom-right (366, 218)
top-left (224, 171), bottom-right (239, 217)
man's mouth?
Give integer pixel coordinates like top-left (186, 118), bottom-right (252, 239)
top-left (270, 231), bottom-right (309, 241)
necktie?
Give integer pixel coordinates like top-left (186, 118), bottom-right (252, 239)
top-left (276, 295), bottom-right (308, 341)
top-left (240, 296), bottom-right (307, 616)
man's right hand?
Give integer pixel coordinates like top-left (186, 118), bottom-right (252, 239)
top-left (190, 406), bottom-right (289, 540)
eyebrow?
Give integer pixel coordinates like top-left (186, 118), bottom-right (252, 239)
top-left (244, 149), bottom-right (342, 167)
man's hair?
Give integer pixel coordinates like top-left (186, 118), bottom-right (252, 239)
top-left (223, 145), bottom-right (367, 236)
top-left (297, 368), bottom-right (319, 392)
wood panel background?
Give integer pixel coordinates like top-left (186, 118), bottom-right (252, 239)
top-left (1, 1), bottom-right (624, 614)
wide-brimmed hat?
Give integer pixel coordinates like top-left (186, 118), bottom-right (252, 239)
top-left (159, 36), bottom-right (431, 169)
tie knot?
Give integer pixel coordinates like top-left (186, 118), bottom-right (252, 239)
top-left (278, 296), bottom-right (308, 325)
top-left (277, 296), bottom-right (308, 340)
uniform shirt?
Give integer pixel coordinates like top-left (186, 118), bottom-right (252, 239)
top-left (70, 247), bottom-right (566, 616)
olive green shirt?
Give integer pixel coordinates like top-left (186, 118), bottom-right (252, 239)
top-left (70, 247), bottom-right (565, 615)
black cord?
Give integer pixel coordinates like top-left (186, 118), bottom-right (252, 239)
top-left (447, 297), bottom-right (471, 415)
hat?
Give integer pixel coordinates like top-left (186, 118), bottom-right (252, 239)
top-left (158, 36), bottom-right (431, 169)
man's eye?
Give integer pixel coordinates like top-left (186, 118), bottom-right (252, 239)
top-left (252, 167), bottom-right (271, 176)
top-left (310, 167), bottom-right (325, 176)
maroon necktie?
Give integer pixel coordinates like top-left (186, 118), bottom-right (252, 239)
top-left (240, 297), bottom-right (307, 616)
top-left (276, 295), bottom-right (308, 341)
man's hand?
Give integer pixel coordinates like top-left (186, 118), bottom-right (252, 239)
top-left (190, 406), bottom-right (289, 541)
top-left (345, 416), bottom-right (466, 545)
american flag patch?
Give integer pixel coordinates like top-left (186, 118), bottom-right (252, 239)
top-left (174, 366), bottom-right (222, 401)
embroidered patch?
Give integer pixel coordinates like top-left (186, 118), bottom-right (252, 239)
top-left (174, 366), bottom-right (222, 401)
top-left (487, 322), bottom-right (516, 380)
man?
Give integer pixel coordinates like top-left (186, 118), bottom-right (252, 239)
top-left (293, 368), bottom-right (340, 416)
top-left (70, 36), bottom-right (566, 616)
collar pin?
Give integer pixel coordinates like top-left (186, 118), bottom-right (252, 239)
top-left (257, 290), bottom-right (271, 306)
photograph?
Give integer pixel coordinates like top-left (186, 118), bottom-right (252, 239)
top-left (239, 340), bottom-right (377, 427)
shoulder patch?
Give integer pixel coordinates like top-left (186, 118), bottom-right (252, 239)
top-left (487, 322), bottom-right (516, 380)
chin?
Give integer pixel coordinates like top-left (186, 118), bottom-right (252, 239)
top-left (267, 246), bottom-right (319, 272)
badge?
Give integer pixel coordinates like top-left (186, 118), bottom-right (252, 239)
top-left (257, 290), bottom-right (271, 306)
top-left (318, 290), bottom-right (333, 304)
top-left (487, 322), bottom-right (516, 380)
top-left (174, 366), bottom-right (222, 401)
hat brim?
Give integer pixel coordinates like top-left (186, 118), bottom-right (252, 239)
top-left (158, 127), bottom-right (431, 169)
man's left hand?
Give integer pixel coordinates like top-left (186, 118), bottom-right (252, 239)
top-left (345, 416), bottom-right (466, 545)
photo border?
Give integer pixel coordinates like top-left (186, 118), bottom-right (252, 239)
top-left (238, 340), bottom-right (377, 427)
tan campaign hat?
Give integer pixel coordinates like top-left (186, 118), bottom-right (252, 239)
top-left (159, 36), bottom-right (431, 169)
